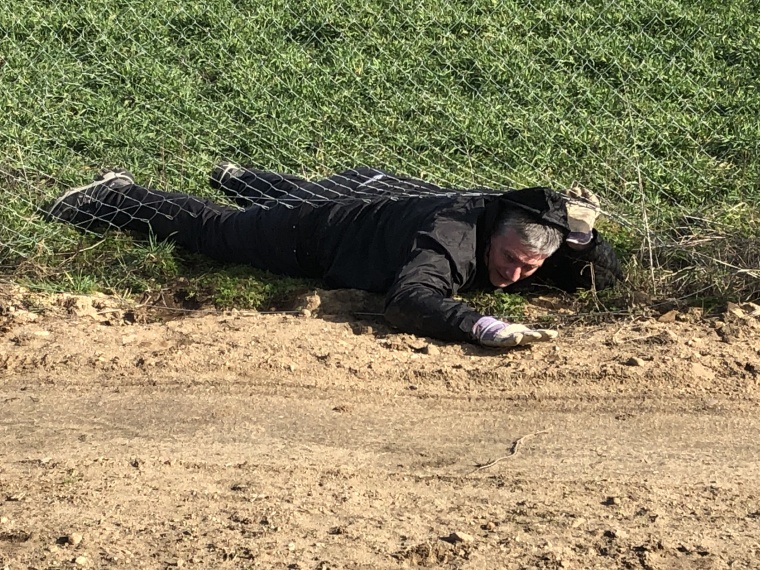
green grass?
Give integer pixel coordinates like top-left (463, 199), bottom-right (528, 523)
top-left (1, 0), bottom-right (758, 309)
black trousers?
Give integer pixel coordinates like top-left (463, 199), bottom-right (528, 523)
top-left (73, 177), bottom-right (305, 274)
top-left (73, 166), bottom-right (405, 276)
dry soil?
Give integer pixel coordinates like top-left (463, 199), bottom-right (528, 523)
top-left (1, 284), bottom-right (759, 569)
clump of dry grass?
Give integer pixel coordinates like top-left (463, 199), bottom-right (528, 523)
top-left (627, 206), bottom-right (760, 304)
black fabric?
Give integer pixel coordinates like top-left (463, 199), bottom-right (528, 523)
top-left (65, 167), bottom-right (622, 343)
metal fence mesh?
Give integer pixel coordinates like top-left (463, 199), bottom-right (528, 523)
top-left (1, 0), bottom-right (758, 296)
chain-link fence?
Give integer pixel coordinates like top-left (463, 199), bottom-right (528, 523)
top-left (1, 0), bottom-right (758, 300)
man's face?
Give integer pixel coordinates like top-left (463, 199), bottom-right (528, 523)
top-left (485, 229), bottom-right (548, 288)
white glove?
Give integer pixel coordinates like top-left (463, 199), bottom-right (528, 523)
top-left (473, 317), bottom-right (558, 348)
top-left (564, 184), bottom-right (600, 245)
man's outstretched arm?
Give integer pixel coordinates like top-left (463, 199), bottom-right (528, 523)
top-left (383, 234), bottom-right (482, 342)
top-left (383, 235), bottom-right (556, 346)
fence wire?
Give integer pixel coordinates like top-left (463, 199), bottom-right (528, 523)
top-left (1, 0), bottom-right (758, 298)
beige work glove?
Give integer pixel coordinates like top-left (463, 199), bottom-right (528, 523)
top-left (564, 184), bottom-right (600, 245)
top-left (473, 317), bottom-right (558, 348)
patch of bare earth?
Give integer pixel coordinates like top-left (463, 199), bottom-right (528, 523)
top-left (1, 283), bottom-right (759, 569)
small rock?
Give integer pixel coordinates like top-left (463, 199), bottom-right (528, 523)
top-left (302, 292), bottom-right (322, 312)
top-left (625, 357), bottom-right (645, 367)
top-left (570, 517), bottom-right (586, 529)
top-left (691, 362), bottom-right (715, 381)
top-left (0, 516), bottom-right (8, 524)
top-left (603, 496), bottom-right (621, 506)
top-left (604, 528), bottom-right (628, 540)
top-left (742, 302), bottom-right (760, 317)
top-left (657, 310), bottom-right (678, 323)
top-left (422, 344), bottom-right (440, 356)
top-left (448, 531), bottom-right (475, 543)
top-left (74, 555), bottom-right (88, 566)
top-left (726, 302), bottom-right (745, 319)
top-left (288, 541), bottom-right (296, 551)
top-left (67, 532), bottom-right (84, 546)
top-left (299, 309), bottom-right (312, 318)
top-left (12, 310), bottom-right (38, 323)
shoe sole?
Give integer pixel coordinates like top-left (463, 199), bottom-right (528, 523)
top-left (47, 171), bottom-right (134, 215)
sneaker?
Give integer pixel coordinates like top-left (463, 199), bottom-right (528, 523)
top-left (209, 161), bottom-right (245, 190)
top-left (45, 168), bottom-right (135, 223)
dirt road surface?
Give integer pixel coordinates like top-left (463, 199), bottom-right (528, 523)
top-left (1, 285), bottom-right (759, 569)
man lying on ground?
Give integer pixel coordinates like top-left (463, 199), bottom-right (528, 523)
top-left (46, 163), bottom-right (622, 347)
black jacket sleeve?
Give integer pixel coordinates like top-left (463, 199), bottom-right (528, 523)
top-left (383, 211), bottom-right (484, 342)
top-left (531, 230), bottom-right (623, 292)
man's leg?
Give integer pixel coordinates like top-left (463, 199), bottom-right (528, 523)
top-left (210, 163), bottom-right (420, 207)
top-left (210, 163), bottom-right (328, 208)
top-left (46, 169), bottom-right (303, 274)
top-left (210, 162), bottom-right (452, 207)
top-left (47, 169), bottom-right (232, 238)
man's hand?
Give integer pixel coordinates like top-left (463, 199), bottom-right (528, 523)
top-left (564, 184), bottom-right (600, 246)
top-left (473, 317), bottom-right (558, 348)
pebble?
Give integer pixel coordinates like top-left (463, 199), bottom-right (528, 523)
top-left (74, 555), bottom-right (88, 566)
top-left (604, 528), bottom-right (628, 540)
top-left (68, 532), bottom-right (84, 546)
top-left (657, 310), bottom-right (678, 323)
top-left (570, 517), bottom-right (586, 528)
top-left (604, 496), bottom-right (621, 506)
top-left (0, 517), bottom-right (8, 524)
top-left (13, 310), bottom-right (38, 323)
top-left (625, 357), bottom-right (645, 367)
top-left (448, 531), bottom-right (474, 543)
top-left (288, 541), bottom-right (296, 551)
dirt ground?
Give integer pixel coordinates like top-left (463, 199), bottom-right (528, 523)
top-left (1, 283), bottom-right (759, 570)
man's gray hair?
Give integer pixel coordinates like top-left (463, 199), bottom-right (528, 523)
top-left (494, 209), bottom-right (563, 257)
